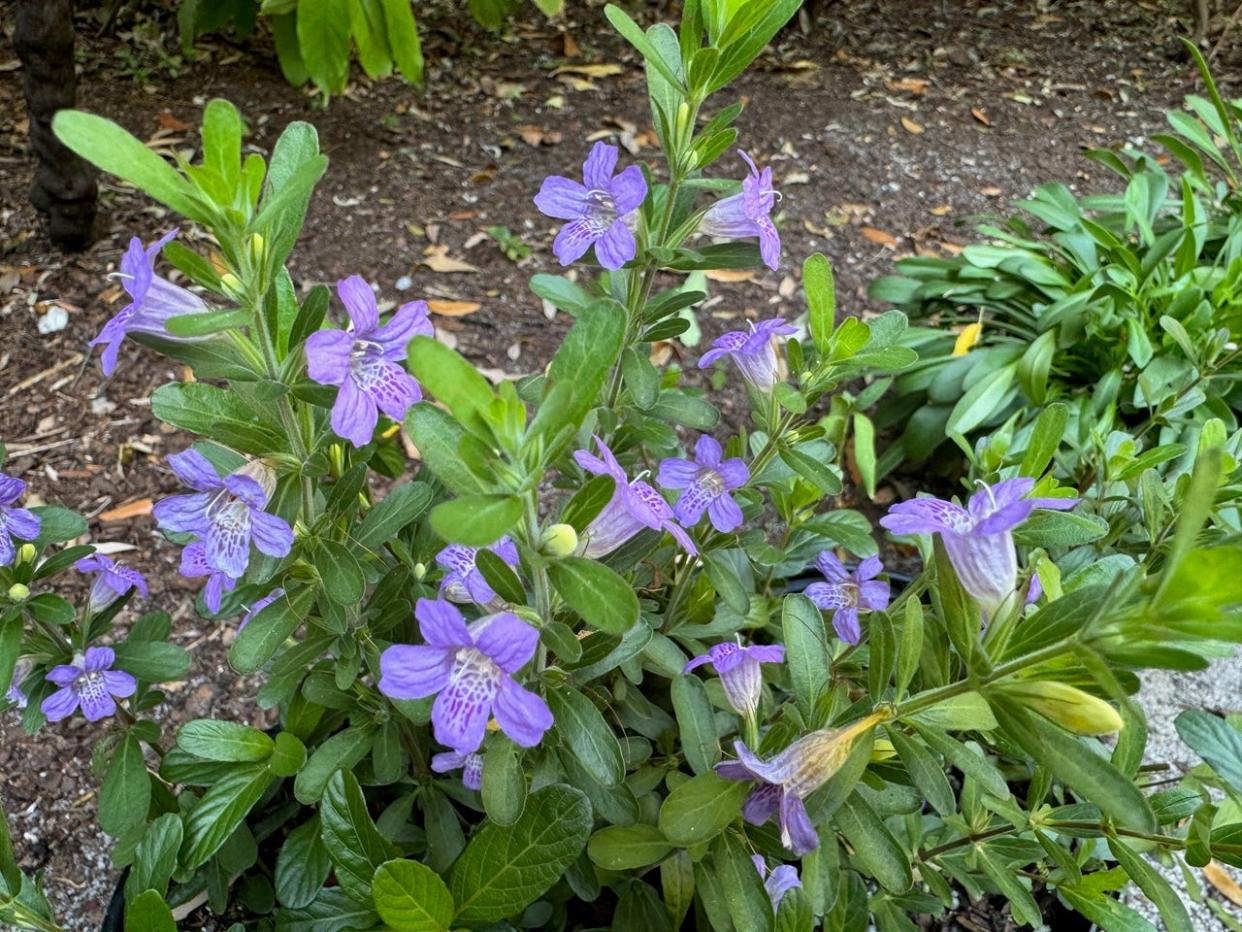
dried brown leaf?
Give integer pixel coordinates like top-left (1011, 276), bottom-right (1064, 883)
top-left (553, 63), bottom-right (623, 78)
top-left (428, 299), bottom-right (481, 317)
top-left (900, 117), bottom-right (924, 135)
top-left (100, 498), bottom-right (154, 522)
top-left (861, 227), bottom-right (898, 247)
top-left (704, 269), bottom-right (755, 283)
top-left (971, 107), bottom-right (992, 127)
top-left (422, 245), bottom-right (480, 274)
top-left (1206, 862), bottom-right (1242, 907)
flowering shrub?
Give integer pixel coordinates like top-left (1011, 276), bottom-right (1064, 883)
top-left (3, 3), bottom-right (1242, 931)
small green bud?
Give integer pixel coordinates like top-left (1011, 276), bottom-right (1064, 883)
top-left (540, 523), bottom-right (579, 557)
top-left (249, 233), bottom-right (266, 266)
top-left (413, 562), bottom-right (427, 581)
top-left (220, 272), bottom-right (244, 300)
top-left (17, 543), bottom-right (36, 565)
top-left (8, 583), bottom-right (29, 602)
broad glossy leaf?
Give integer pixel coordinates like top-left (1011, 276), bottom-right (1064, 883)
top-left (320, 770), bottom-right (396, 903)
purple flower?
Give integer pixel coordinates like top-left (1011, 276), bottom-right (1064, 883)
top-left (698, 318), bottom-right (797, 392)
top-left (534, 141), bottom-right (647, 270)
top-left (684, 641), bottom-right (784, 719)
top-left (0, 473), bottom-right (40, 566)
top-left (700, 151), bottom-right (781, 270)
top-left (437, 537), bottom-right (520, 606)
top-left (378, 599), bottom-right (553, 754)
top-left (75, 553), bottom-right (149, 612)
top-left (89, 231), bottom-right (208, 376)
top-left (804, 553), bottom-right (890, 645)
top-left (179, 541), bottom-right (236, 613)
top-left (240, 588), bottom-right (285, 630)
top-left (658, 436), bottom-right (749, 533)
top-left (5, 659), bottom-right (32, 709)
top-left (153, 450), bottom-right (294, 585)
top-left (1026, 573), bottom-right (1042, 605)
top-left (305, 276), bottom-right (433, 448)
top-left (880, 478), bottom-right (1078, 618)
top-left (752, 856), bottom-right (801, 911)
top-left (574, 437), bottom-right (696, 558)
top-left (431, 749), bottom-right (484, 791)
top-left (40, 647), bottom-right (136, 723)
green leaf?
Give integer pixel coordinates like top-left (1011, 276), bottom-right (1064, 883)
top-left (270, 731), bottom-right (308, 777)
top-left (912, 724), bottom-right (1009, 799)
top-left (230, 587), bottom-right (312, 674)
top-left (275, 817), bottom-right (332, 909)
top-left (804, 253), bottom-right (836, 352)
top-left (378, 0), bottom-right (423, 84)
top-left (707, 0), bottom-right (801, 93)
top-left (658, 773), bottom-right (750, 846)
top-left (181, 765), bottom-right (273, 869)
top-left (177, 719), bottom-right (274, 762)
top-left (548, 557), bottom-right (640, 634)
top-left (481, 741), bottom-right (526, 826)
top-left (125, 890), bottom-right (177, 932)
top-left (621, 346), bottom-right (660, 410)
top-left (100, 734), bottom-right (150, 837)
top-left (430, 495), bottom-right (522, 547)
top-left (671, 674), bottom-right (719, 775)
top-left (164, 307), bottom-right (252, 337)
top-left (548, 686), bottom-right (625, 787)
top-left (348, 0), bottom-right (394, 78)
top-left (52, 111), bottom-right (209, 222)
top-left (603, 5), bottom-right (686, 93)
top-left (895, 598), bottom-right (923, 701)
top-left (561, 474), bottom-right (615, 533)
top-left (1109, 837), bottom-right (1193, 932)
top-left (1175, 709), bottom-right (1242, 792)
top-left (779, 444), bottom-right (841, 495)
top-left (371, 859), bottom-right (452, 931)
top-left (852, 413), bottom-right (877, 498)
top-left (1012, 510), bottom-right (1108, 548)
top-left (782, 594), bottom-right (831, 720)
top-left (976, 846), bottom-right (1042, 927)
top-left (125, 814), bottom-right (183, 901)
top-left (298, 0), bottom-right (351, 94)
top-left (946, 361), bottom-right (1017, 436)
top-left (833, 791), bottom-right (912, 894)
top-left (1020, 401), bottom-right (1068, 477)
top-left (30, 505), bottom-right (87, 547)
top-left (275, 886), bottom-right (379, 932)
top-left (321, 770), bottom-right (396, 903)
top-left (449, 784), bottom-right (591, 923)
top-left (587, 824), bottom-right (673, 871)
top-left (353, 482), bottom-right (432, 551)
top-left (408, 336), bottom-right (497, 439)
top-left (151, 382), bottom-right (286, 453)
top-left (313, 539), bottom-right (365, 604)
top-left (475, 548), bottom-right (525, 605)
top-left (201, 98), bottom-right (243, 188)
top-left (886, 727), bottom-right (954, 816)
top-left (294, 724), bottom-right (377, 804)
top-left (712, 831), bottom-right (774, 932)
top-left (906, 692), bottom-right (997, 731)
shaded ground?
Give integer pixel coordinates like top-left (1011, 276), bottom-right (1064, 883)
top-left (1, 0), bottom-right (1240, 927)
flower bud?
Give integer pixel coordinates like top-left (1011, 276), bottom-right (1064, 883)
top-left (17, 543), bottom-right (36, 565)
top-left (413, 562), bottom-right (427, 581)
top-left (7, 583), bottom-right (29, 602)
top-left (1002, 681), bottom-right (1124, 736)
top-left (237, 459), bottom-right (278, 499)
top-left (540, 523), bottom-right (579, 557)
top-left (220, 272), bottom-right (244, 301)
top-left (248, 233), bottom-right (266, 267)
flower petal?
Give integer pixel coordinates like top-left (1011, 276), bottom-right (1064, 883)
top-left (717, 458), bottom-right (749, 490)
top-left (375, 301), bottom-right (434, 359)
top-left (359, 360), bottom-right (421, 420)
top-left (206, 512), bottom-right (252, 579)
top-left (745, 644), bottom-right (785, 665)
top-left (432, 675), bottom-right (496, 753)
top-left (815, 550), bottom-right (849, 582)
top-left (706, 494), bottom-right (744, 533)
top-left (416, 598), bottom-right (471, 648)
top-left (337, 275), bottom-right (379, 332)
top-left (859, 579), bottom-right (891, 612)
top-left (430, 750), bottom-right (469, 773)
top-left (552, 219), bottom-right (598, 266)
top-left (0, 475), bottom-right (25, 506)
top-left (331, 377), bottom-right (379, 448)
top-left (79, 690), bottom-right (118, 722)
top-left (153, 492), bottom-right (212, 534)
top-left (803, 582), bottom-right (850, 611)
top-left (880, 497), bottom-right (971, 537)
top-left (742, 783), bottom-right (782, 826)
top-left (779, 795), bottom-right (820, 855)
top-left (379, 644), bottom-right (453, 699)
top-left (492, 676), bottom-right (553, 747)
top-left (470, 613), bottom-right (539, 674)
top-left (305, 329), bottom-right (353, 387)
top-left (832, 606), bottom-right (861, 645)
top-left (593, 221), bottom-right (636, 271)
top-left (534, 175), bottom-right (590, 221)
top-left (693, 434), bottom-right (723, 467)
top-left (40, 687), bottom-right (80, 722)
top-left (46, 664), bottom-right (80, 687)
top-left (167, 449), bottom-right (223, 491)
top-left (609, 164), bottom-right (647, 215)
top-left (657, 457), bottom-right (698, 490)
top-left (5, 507), bottom-right (40, 541)
top-left (251, 511), bottom-right (294, 558)
top-left (83, 646), bottom-right (115, 672)
top-left (103, 670), bottom-right (137, 698)
top-left (582, 141), bottom-right (619, 190)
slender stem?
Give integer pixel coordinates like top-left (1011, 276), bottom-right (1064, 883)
top-left (32, 616), bottom-right (73, 657)
top-left (663, 554), bottom-right (698, 630)
top-left (1049, 821), bottom-right (1186, 848)
top-left (918, 824), bottom-right (1015, 860)
top-left (523, 496), bottom-right (552, 672)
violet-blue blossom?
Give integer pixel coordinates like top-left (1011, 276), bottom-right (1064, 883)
top-left (534, 141), bottom-right (647, 270)
top-left (431, 749), bottom-right (484, 791)
top-left (0, 473), bottom-right (40, 567)
top-left (574, 436), bottom-right (696, 558)
top-left (752, 856), bottom-right (801, 911)
top-left (153, 450), bottom-right (294, 585)
top-left (240, 588), bottom-right (285, 630)
top-left (684, 641), bottom-right (784, 720)
top-left (379, 599), bottom-right (553, 754)
top-left (437, 537), bottom-right (520, 606)
top-left (1026, 573), bottom-right (1042, 605)
top-left (880, 478), bottom-right (1077, 619)
top-left (804, 552), bottom-right (889, 645)
top-left (5, 659), bottom-right (32, 709)
top-left (698, 318), bottom-right (797, 392)
top-left (700, 151), bottom-right (781, 270)
top-left (658, 435), bottom-right (749, 533)
top-left (89, 231), bottom-right (208, 376)
top-left (75, 553), bottom-right (149, 612)
top-left (41, 647), bottom-right (136, 723)
top-left (305, 276), bottom-right (433, 448)
top-left (179, 541), bottom-right (236, 613)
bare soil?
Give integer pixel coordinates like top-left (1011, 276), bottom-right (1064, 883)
top-left (0, 0), bottom-right (1238, 927)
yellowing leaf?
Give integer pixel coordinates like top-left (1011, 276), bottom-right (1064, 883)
top-left (427, 299), bottom-right (481, 317)
top-left (1205, 862), bottom-right (1242, 907)
top-left (861, 227), bottom-right (898, 247)
top-left (953, 322), bottom-right (983, 356)
top-left (553, 63), bottom-right (623, 78)
top-left (422, 245), bottom-right (479, 274)
top-left (704, 269), bottom-right (755, 283)
top-left (100, 498), bottom-right (154, 522)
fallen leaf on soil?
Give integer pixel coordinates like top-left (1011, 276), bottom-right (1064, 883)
top-left (100, 498), bottom-right (154, 522)
top-left (1205, 862), bottom-right (1242, 907)
top-left (546, 94), bottom-right (566, 109)
top-left (517, 125), bottom-right (563, 146)
top-left (930, 204), bottom-right (952, 216)
top-left (885, 77), bottom-right (929, 94)
top-left (901, 117), bottom-right (924, 135)
top-left (980, 185), bottom-right (1003, 197)
top-left (971, 107), bottom-right (993, 127)
top-left (561, 32), bottom-right (580, 57)
top-left (705, 269), bottom-right (755, 283)
top-left (158, 111), bottom-right (191, 132)
top-left (554, 63), bottom-right (623, 78)
top-left (428, 299), bottom-right (481, 316)
top-left (557, 74), bottom-right (597, 92)
top-left (783, 171), bottom-right (810, 185)
top-left (861, 227), bottom-right (898, 247)
top-left (422, 245), bottom-right (479, 274)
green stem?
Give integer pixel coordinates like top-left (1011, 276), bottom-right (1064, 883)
top-left (523, 496), bottom-right (552, 671)
top-left (663, 554), bottom-right (698, 631)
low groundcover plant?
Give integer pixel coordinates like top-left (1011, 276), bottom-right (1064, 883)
top-left (3, 3), bottom-right (1242, 931)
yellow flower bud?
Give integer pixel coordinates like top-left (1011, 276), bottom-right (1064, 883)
top-left (249, 233), bottom-right (266, 266)
top-left (7, 583), bottom-right (29, 602)
top-left (540, 523), bottom-right (579, 557)
top-left (953, 321), bottom-right (983, 356)
top-left (220, 272), bottom-right (244, 300)
top-left (17, 543), bottom-right (36, 565)
top-left (1002, 681), bottom-right (1124, 736)
top-left (413, 562), bottom-right (427, 581)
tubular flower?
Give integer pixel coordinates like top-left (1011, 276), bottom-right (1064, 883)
top-left (716, 712), bottom-right (888, 855)
top-left (574, 436), bottom-right (696, 558)
top-left (697, 318), bottom-right (796, 392)
top-left (305, 275), bottom-right (433, 448)
top-left (240, 588), bottom-right (285, 631)
top-left (437, 537), bottom-right (520, 606)
top-left (154, 450), bottom-right (294, 590)
top-left (378, 599), bottom-right (553, 754)
top-left (879, 478), bottom-right (1077, 619)
top-left (752, 856), bottom-right (801, 911)
top-left (75, 553), bottom-right (149, 612)
top-left (699, 151), bottom-right (781, 270)
top-left (684, 641), bottom-right (785, 719)
top-left (431, 750), bottom-right (485, 791)
top-left (534, 141), bottom-right (647, 270)
top-left (803, 552), bottom-right (890, 645)
top-left (0, 474), bottom-right (41, 567)
top-left (89, 231), bottom-right (209, 376)
top-left (41, 648), bottom-right (136, 723)
top-left (179, 542), bottom-right (236, 613)
top-left (6, 659), bottom-right (32, 709)
top-left (658, 435), bottom-right (750, 533)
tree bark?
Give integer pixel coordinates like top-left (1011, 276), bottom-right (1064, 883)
top-left (13, 0), bottom-right (97, 250)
